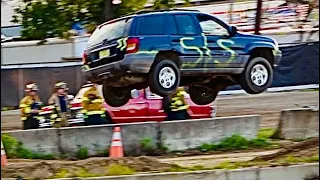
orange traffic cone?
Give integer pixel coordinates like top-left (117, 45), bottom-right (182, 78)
top-left (1, 140), bottom-right (7, 167)
top-left (109, 126), bottom-right (124, 158)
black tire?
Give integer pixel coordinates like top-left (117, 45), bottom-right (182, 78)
top-left (149, 60), bottom-right (180, 96)
top-left (102, 85), bottom-right (131, 107)
top-left (189, 85), bottom-right (218, 105)
top-left (239, 57), bottom-right (273, 94)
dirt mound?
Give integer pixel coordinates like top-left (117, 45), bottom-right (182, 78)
top-left (254, 137), bottom-right (319, 161)
top-left (1, 156), bottom-right (173, 179)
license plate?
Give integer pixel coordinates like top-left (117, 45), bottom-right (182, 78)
top-left (99, 49), bottom-right (110, 58)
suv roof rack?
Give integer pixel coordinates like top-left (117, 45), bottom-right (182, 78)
top-left (136, 8), bottom-right (199, 14)
top-left (122, 8), bottom-right (199, 17)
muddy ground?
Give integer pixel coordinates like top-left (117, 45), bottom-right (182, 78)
top-left (1, 138), bottom-right (318, 179)
top-left (1, 91), bottom-right (319, 131)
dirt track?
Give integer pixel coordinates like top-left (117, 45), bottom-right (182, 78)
top-left (2, 138), bottom-right (318, 179)
top-left (1, 91), bottom-right (318, 131)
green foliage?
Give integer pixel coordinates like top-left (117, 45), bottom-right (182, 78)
top-left (2, 134), bottom-right (20, 158)
top-left (74, 168), bottom-right (100, 177)
top-left (12, 0), bottom-right (104, 41)
top-left (277, 155), bottom-right (319, 164)
top-left (76, 146), bottom-right (89, 159)
top-left (258, 128), bottom-right (275, 139)
top-left (52, 169), bottom-right (69, 179)
top-left (153, 0), bottom-right (190, 10)
top-left (140, 138), bottom-right (154, 150)
top-left (2, 134), bottom-right (55, 159)
top-left (198, 135), bottom-right (271, 152)
top-left (115, 0), bottom-right (148, 17)
top-left (106, 164), bottom-right (136, 176)
top-left (12, 0), bottom-right (191, 41)
top-left (139, 138), bottom-right (169, 155)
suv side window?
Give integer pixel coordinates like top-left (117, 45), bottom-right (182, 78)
top-left (174, 14), bottom-right (197, 35)
top-left (168, 15), bottom-right (178, 35)
top-left (137, 15), bottom-right (165, 35)
top-left (197, 14), bottom-right (229, 36)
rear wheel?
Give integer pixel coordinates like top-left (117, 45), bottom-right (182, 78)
top-left (189, 85), bottom-right (218, 105)
top-left (102, 84), bottom-right (131, 107)
top-left (149, 60), bottom-right (180, 96)
top-left (239, 57), bottom-right (273, 94)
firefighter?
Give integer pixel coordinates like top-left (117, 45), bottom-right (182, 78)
top-left (19, 83), bottom-right (42, 130)
top-left (48, 81), bottom-right (70, 128)
top-left (82, 83), bottom-right (108, 125)
top-left (167, 87), bottom-right (189, 121)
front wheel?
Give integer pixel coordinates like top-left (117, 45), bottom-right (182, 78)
top-left (102, 85), bottom-right (131, 107)
top-left (149, 60), bottom-right (180, 96)
top-left (189, 85), bottom-right (218, 105)
top-left (239, 57), bottom-right (273, 94)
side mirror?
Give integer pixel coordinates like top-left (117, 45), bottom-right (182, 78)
top-left (229, 26), bottom-right (238, 37)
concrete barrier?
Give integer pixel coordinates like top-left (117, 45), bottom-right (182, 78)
top-left (46, 163), bottom-right (319, 180)
top-left (57, 122), bottom-right (159, 156)
top-left (160, 115), bottom-right (260, 151)
top-left (276, 108), bottom-right (319, 140)
top-left (2, 115), bottom-right (260, 155)
top-left (3, 128), bottom-right (60, 154)
top-left (58, 125), bottom-right (114, 156)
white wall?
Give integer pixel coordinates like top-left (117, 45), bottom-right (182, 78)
top-left (1, 36), bottom-right (89, 65)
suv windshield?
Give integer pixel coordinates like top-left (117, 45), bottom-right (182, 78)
top-left (87, 18), bottom-right (132, 47)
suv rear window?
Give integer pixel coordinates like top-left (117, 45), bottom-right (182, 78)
top-left (87, 18), bottom-right (132, 47)
top-left (137, 15), bottom-right (165, 35)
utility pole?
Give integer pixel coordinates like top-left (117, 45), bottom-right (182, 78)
top-left (254, 0), bottom-right (263, 35)
top-left (229, 0), bottom-right (234, 23)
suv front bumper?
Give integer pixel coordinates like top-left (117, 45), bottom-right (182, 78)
top-left (273, 50), bottom-right (282, 66)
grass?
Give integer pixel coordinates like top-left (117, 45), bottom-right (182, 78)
top-left (140, 138), bottom-right (154, 150)
top-left (52, 169), bottom-right (69, 178)
top-left (74, 169), bottom-right (100, 177)
top-left (164, 154), bottom-right (319, 173)
top-left (198, 134), bottom-right (272, 152)
top-left (138, 138), bottom-right (168, 156)
top-left (258, 128), bottom-right (276, 139)
top-left (2, 134), bottom-right (56, 160)
top-left (51, 164), bottom-right (136, 178)
top-left (76, 147), bottom-right (89, 160)
top-left (106, 164), bottom-right (136, 176)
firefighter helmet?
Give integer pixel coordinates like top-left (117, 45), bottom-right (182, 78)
top-left (25, 83), bottom-right (39, 92)
top-left (55, 82), bottom-right (67, 89)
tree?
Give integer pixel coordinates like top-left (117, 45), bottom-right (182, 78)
top-left (12, 0), bottom-right (105, 41)
top-left (12, 0), bottom-right (190, 41)
top-left (153, 0), bottom-right (190, 10)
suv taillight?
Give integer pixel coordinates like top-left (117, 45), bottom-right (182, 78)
top-left (82, 50), bottom-right (88, 65)
top-left (126, 37), bottom-right (140, 54)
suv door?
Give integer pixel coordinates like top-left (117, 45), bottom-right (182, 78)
top-left (168, 14), bottom-right (205, 69)
top-left (195, 14), bottom-right (246, 68)
top-left (135, 14), bottom-right (170, 53)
